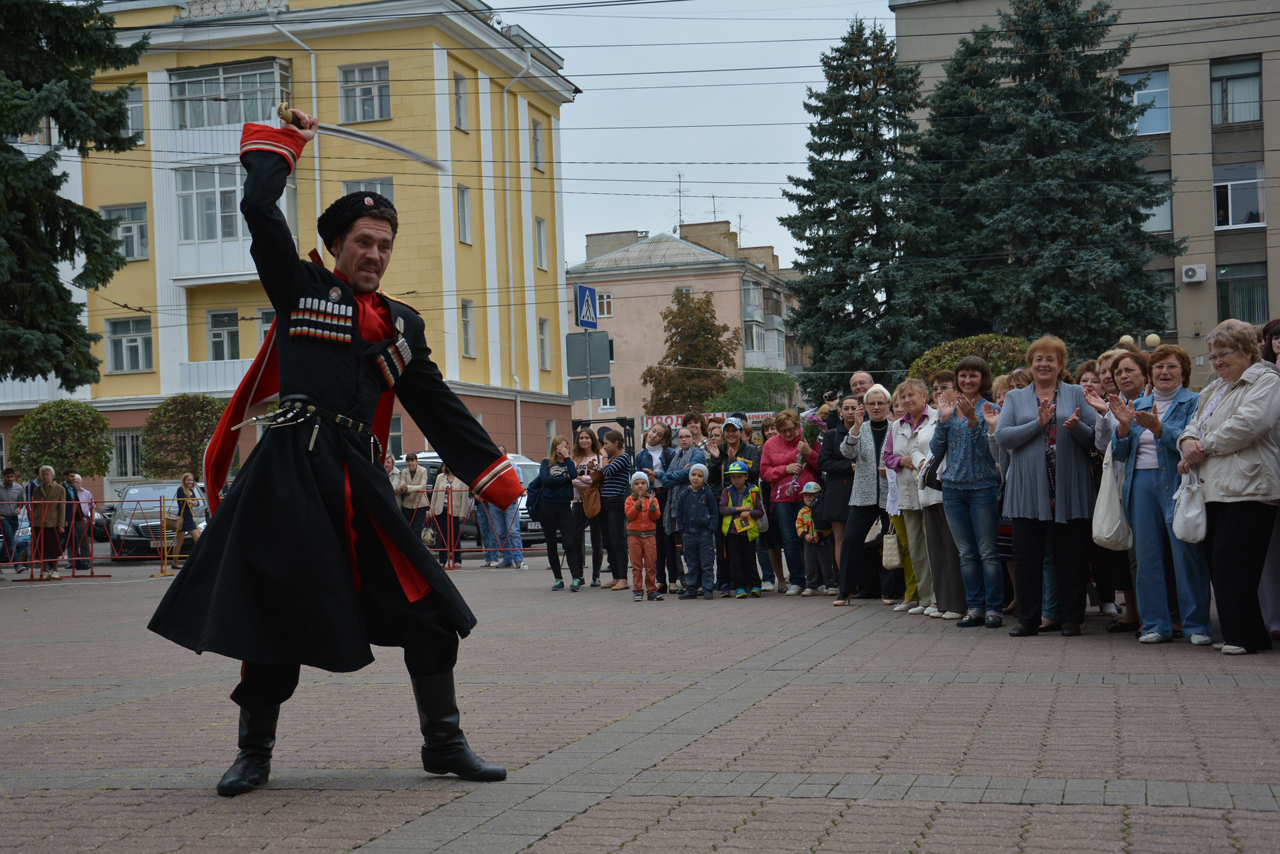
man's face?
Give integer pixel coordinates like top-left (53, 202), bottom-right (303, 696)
top-left (73, 475), bottom-right (82, 489)
top-left (64, 471), bottom-right (75, 483)
top-left (332, 217), bottom-right (395, 293)
top-left (3, 474), bottom-right (13, 488)
top-left (849, 372), bottom-right (872, 400)
top-left (40, 471), bottom-right (53, 486)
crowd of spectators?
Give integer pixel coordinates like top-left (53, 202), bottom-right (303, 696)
top-left (0, 465), bottom-right (97, 580)
top-left (535, 317), bottom-right (1280, 655)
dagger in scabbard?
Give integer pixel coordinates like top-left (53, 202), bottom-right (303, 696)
top-left (277, 103), bottom-right (447, 173)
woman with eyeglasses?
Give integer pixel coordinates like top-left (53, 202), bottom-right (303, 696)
top-left (1178, 320), bottom-right (1280, 655)
top-left (835, 386), bottom-right (892, 606)
top-left (759, 410), bottom-right (823, 593)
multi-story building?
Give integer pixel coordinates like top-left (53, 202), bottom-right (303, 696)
top-left (0, 0), bottom-right (576, 497)
top-left (891, 0), bottom-right (1278, 384)
top-left (564, 221), bottom-right (804, 423)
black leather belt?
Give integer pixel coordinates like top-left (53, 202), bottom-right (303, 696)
top-left (278, 396), bottom-right (371, 433)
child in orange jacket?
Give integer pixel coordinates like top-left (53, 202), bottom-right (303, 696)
top-left (625, 472), bottom-right (663, 601)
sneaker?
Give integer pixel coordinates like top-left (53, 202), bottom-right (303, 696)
top-left (498, 562), bottom-right (515, 568)
top-left (924, 606), bottom-right (941, 617)
top-left (826, 588), bottom-right (839, 596)
top-left (570, 578), bottom-right (582, 592)
top-left (516, 562), bottom-right (528, 570)
top-left (648, 591), bottom-right (664, 601)
top-left (815, 585), bottom-right (829, 595)
top-left (735, 588), bottom-right (748, 599)
top-left (1189, 633), bottom-right (1212, 646)
top-left (678, 590), bottom-right (699, 600)
top-left (984, 615), bottom-right (1003, 629)
top-left (551, 579), bottom-right (565, 591)
top-left (750, 588), bottom-right (761, 598)
top-left (956, 615), bottom-right (984, 628)
top-left (785, 585), bottom-right (802, 596)
top-left (590, 578), bottom-right (602, 588)
top-left (633, 592), bottom-right (643, 602)
top-left (800, 588), bottom-right (814, 597)
top-left (720, 584), bottom-right (731, 596)
top-left (761, 581), bottom-right (776, 592)
top-left (1100, 602), bottom-right (1120, 616)
top-left (48, 571), bottom-right (60, 580)
top-left (1212, 642), bottom-right (1225, 650)
top-left (907, 605), bottom-right (927, 615)
top-left (940, 611), bottom-right (963, 620)
top-left (894, 600), bottom-right (918, 612)
top-left (703, 589), bottom-right (714, 600)
top-left (1222, 644), bottom-right (1248, 655)
top-left (1138, 632), bottom-right (1167, 644)
top-left (40, 572), bottom-right (50, 581)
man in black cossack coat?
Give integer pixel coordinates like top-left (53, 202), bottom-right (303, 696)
top-left (148, 111), bottom-right (524, 797)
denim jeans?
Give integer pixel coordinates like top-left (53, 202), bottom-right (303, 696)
top-left (476, 501), bottom-right (502, 563)
top-left (499, 501), bottom-right (524, 564)
top-left (1130, 469), bottom-right (1212, 638)
top-left (682, 529), bottom-right (715, 591)
top-left (772, 501), bottom-right (804, 584)
top-left (942, 486), bottom-right (1004, 614)
top-left (1, 515), bottom-right (18, 564)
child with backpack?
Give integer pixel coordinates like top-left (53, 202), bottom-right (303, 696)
top-left (796, 482), bottom-right (836, 595)
top-left (719, 460), bottom-right (764, 598)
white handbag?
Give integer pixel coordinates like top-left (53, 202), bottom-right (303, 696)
top-left (1172, 469), bottom-right (1207, 543)
top-left (881, 525), bottom-right (903, 569)
top-left (1092, 445), bottom-right (1132, 550)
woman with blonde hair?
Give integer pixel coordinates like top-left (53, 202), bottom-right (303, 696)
top-left (995, 335), bottom-right (1097, 637)
top-left (759, 409), bottom-right (822, 592)
top-left (571, 428), bottom-right (610, 586)
top-left (836, 385), bottom-right (893, 605)
top-left (1179, 320), bottom-right (1280, 654)
top-left (539, 435), bottom-right (583, 591)
top-left (171, 472), bottom-right (203, 570)
top-left (885, 378), bottom-right (937, 613)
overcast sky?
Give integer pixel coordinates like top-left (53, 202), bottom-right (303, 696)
top-left (511, 0), bottom-right (899, 269)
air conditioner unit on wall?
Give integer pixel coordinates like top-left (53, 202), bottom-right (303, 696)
top-left (1182, 264), bottom-right (1208, 283)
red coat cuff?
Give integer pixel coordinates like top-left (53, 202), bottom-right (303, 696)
top-left (471, 457), bottom-right (523, 510)
top-left (239, 123), bottom-right (307, 174)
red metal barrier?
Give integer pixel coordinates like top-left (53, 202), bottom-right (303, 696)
top-left (397, 486), bottom-right (544, 569)
top-left (2, 498), bottom-right (110, 581)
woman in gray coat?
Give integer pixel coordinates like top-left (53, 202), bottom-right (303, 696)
top-left (995, 336), bottom-right (1098, 638)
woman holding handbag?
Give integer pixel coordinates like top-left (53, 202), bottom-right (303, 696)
top-left (1111, 345), bottom-right (1209, 645)
top-left (835, 388), bottom-right (892, 605)
top-left (1178, 321), bottom-right (1280, 655)
top-left (760, 410), bottom-right (823, 595)
top-left (429, 464), bottom-right (470, 567)
top-left (170, 472), bottom-right (202, 570)
top-left (571, 429), bottom-right (609, 587)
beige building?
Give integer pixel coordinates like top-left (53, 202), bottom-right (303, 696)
top-left (891, 0), bottom-right (1279, 383)
top-left (0, 0), bottom-right (576, 497)
top-left (564, 221), bottom-right (804, 424)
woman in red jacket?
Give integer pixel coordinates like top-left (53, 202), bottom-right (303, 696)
top-left (759, 409), bottom-right (822, 593)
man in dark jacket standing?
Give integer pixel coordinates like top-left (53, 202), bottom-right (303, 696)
top-left (148, 111), bottom-right (523, 798)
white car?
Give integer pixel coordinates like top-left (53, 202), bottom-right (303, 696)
top-left (393, 452), bottom-right (544, 546)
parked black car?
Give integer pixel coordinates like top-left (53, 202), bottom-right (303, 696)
top-left (106, 482), bottom-right (207, 561)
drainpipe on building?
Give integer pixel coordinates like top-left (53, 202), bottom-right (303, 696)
top-left (269, 11), bottom-right (323, 258)
top-left (502, 49), bottom-right (533, 457)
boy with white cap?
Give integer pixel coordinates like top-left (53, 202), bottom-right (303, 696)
top-left (625, 472), bottom-right (663, 601)
top-left (675, 464), bottom-right (718, 600)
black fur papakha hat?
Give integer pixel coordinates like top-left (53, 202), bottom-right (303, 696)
top-left (317, 191), bottom-right (397, 251)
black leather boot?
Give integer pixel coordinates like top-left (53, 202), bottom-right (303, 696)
top-left (216, 705), bottom-right (279, 797)
top-left (412, 673), bottom-right (506, 782)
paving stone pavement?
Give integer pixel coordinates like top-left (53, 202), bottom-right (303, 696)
top-left (1, 560), bottom-right (1279, 852)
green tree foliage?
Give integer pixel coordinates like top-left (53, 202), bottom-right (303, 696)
top-left (704, 368), bottom-right (798, 414)
top-left (779, 19), bottom-right (926, 400)
top-left (640, 290), bottom-right (743, 415)
top-left (908, 334), bottom-right (1033, 381)
top-left (0, 0), bottom-right (148, 390)
top-left (140, 394), bottom-right (226, 480)
top-left (934, 0), bottom-right (1182, 357)
top-left (9, 399), bottom-right (112, 478)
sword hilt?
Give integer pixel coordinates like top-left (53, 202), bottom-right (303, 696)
top-left (277, 103), bottom-right (303, 129)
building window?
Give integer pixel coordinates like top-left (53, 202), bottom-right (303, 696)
top-left (209, 310), bottom-right (241, 361)
top-left (1155, 269), bottom-right (1176, 333)
top-left (453, 73), bottom-right (468, 131)
top-left (675, 286), bottom-right (692, 296)
top-left (106, 318), bottom-right (152, 374)
top-left (545, 419), bottom-right (556, 458)
top-left (0, 434), bottom-right (6, 472)
top-left (1119, 69), bottom-right (1169, 135)
top-left (171, 60), bottom-right (290, 130)
top-left (744, 321), bottom-right (764, 352)
top-left (125, 87), bottom-right (144, 142)
top-left (342, 178), bottom-right (394, 203)
top-left (531, 119), bottom-right (544, 170)
top-left (457, 185), bottom-right (471, 245)
top-left (596, 292), bottom-right (613, 318)
top-left (600, 385), bottom-right (616, 411)
top-left (388, 414), bottom-right (403, 459)
top-left (763, 289), bottom-right (783, 317)
top-left (535, 217), bottom-right (547, 269)
top-left (1213, 163), bottom-right (1265, 229)
top-left (1211, 58), bottom-right (1261, 125)
top-left (258, 308), bottom-right (275, 344)
top-left (176, 165), bottom-right (244, 242)
top-left (112, 428), bottom-right (144, 479)
top-left (103, 204), bottom-right (148, 261)
top-left (538, 318), bottom-right (551, 371)
top-left (742, 281), bottom-right (762, 307)
top-left (339, 63), bottom-right (391, 124)
top-left (1217, 262), bottom-right (1268, 325)
top-left (608, 338), bottom-right (615, 363)
top-left (460, 299), bottom-right (475, 358)
top-left (1142, 171), bottom-right (1172, 232)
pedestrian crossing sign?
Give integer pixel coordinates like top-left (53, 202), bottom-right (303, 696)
top-left (575, 283), bottom-right (598, 330)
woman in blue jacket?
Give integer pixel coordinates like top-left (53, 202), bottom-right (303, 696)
top-left (540, 436), bottom-right (582, 591)
top-left (1110, 346), bottom-right (1211, 645)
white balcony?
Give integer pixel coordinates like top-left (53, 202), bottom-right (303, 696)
top-left (179, 359), bottom-right (252, 395)
top-left (0, 376), bottom-right (90, 412)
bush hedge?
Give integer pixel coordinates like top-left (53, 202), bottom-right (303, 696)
top-left (908, 334), bottom-right (1033, 381)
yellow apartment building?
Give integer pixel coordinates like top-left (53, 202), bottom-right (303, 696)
top-left (0, 0), bottom-right (575, 497)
